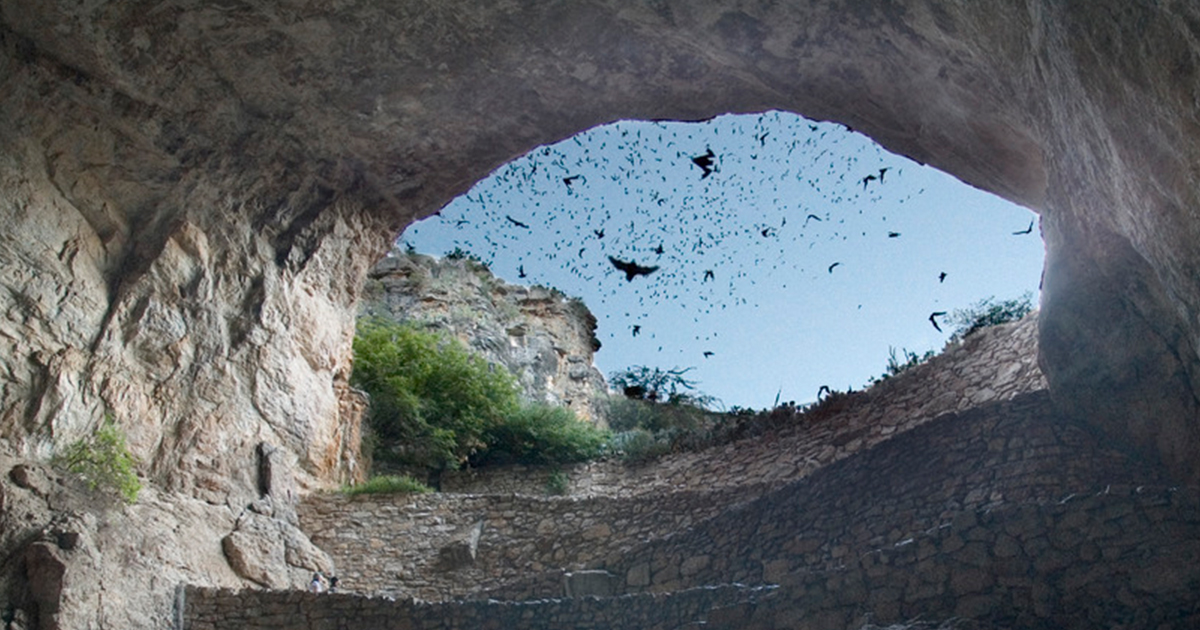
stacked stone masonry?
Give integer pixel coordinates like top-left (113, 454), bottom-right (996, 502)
top-left (298, 486), bottom-right (766, 600)
top-left (187, 488), bottom-right (1200, 630)
top-left (487, 391), bottom-right (1170, 601)
top-left (707, 487), bottom-right (1200, 630)
top-left (182, 583), bottom-right (774, 630)
top-left (441, 315), bottom-right (1045, 497)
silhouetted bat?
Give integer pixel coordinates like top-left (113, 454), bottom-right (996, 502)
top-left (929, 311), bottom-right (947, 333)
top-left (505, 215), bottom-right (530, 229)
top-left (691, 148), bottom-right (716, 178)
top-left (1013, 220), bottom-right (1034, 235)
top-left (608, 256), bottom-right (659, 281)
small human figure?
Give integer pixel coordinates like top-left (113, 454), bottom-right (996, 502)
top-left (309, 572), bottom-right (325, 593)
top-left (328, 576), bottom-right (339, 593)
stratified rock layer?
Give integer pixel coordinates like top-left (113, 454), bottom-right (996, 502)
top-left (362, 251), bottom-right (607, 424)
top-left (2, 0), bottom-right (1200, 494)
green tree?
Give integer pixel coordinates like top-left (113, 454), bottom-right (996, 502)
top-left (55, 415), bottom-right (142, 503)
top-left (351, 317), bottom-right (521, 477)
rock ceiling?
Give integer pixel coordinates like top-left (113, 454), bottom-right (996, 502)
top-left (1, 0), bottom-right (1199, 496)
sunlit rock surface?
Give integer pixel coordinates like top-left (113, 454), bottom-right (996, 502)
top-left (362, 250), bottom-right (608, 424)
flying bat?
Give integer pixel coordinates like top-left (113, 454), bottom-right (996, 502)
top-left (929, 311), bottom-right (947, 333)
top-left (691, 148), bottom-right (716, 178)
top-left (828, 262), bottom-right (841, 273)
top-left (505, 215), bottom-right (530, 229)
top-left (608, 256), bottom-right (659, 281)
top-left (1013, 220), bottom-right (1034, 235)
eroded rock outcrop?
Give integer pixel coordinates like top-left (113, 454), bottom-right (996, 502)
top-left (0, 448), bottom-right (332, 629)
top-left (362, 251), bottom-right (607, 424)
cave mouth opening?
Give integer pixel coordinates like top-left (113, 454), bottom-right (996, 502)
top-left (398, 111), bottom-right (1044, 410)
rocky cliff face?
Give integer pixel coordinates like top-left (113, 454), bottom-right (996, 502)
top-left (361, 251), bottom-right (608, 424)
top-left (2, 0), bottom-right (1200, 496)
top-left (0, 449), bottom-right (333, 630)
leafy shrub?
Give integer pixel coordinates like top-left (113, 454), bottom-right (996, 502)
top-left (604, 395), bottom-right (712, 435)
top-left (545, 469), bottom-right (570, 495)
top-left (54, 415), bottom-right (141, 503)
top-left (949, 292), bottom-right (1034, 341)
top-left (352, 317), bottom-right (521, 475)
top-left (353, 317), bottom-right (613, 481)
top-left (602, 392), bottom-right (728, 462)
top-left (342, 474), bottom-right (433, 496)
top-left (474, 403), bottom-right (610, 466)
top-left (608, 429), bottom-right (672, 464)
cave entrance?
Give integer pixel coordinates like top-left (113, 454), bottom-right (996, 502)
top-left (399, 111), bottom-right (1043, 409)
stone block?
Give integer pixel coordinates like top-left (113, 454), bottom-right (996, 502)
top-left (680, 555), bottom-right (711, 577)
top-left (564, 570), bottom-right (618, 598)
top-left (626, 563), bottom-right (651, 588)
top-left (954, 594), bottom-right (998, 618)
top-left (994, 533), bottom-right (1021, 558)
top-left (957, 541), bottom-right (991, 567)
top-left (950, 566), bottom-right (993, 596)
top-left (761, 559), bottom-right (790, 584)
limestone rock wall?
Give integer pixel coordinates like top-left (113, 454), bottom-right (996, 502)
top-left (361, 250), bottom-right (607, 424)
top-left (3, 0), bottom-right (1200, 499)
top-left (0, 450), bottom-right (329, 630)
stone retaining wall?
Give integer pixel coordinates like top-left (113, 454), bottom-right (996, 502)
top-left (181, 583), bottom-right (773, 630)
top-left (708, 486), bottom-right (1200, 630)
top-left (488, 391), bottom-right (1170, 600)
top-left (297, 485), bottom-right (764, 601)
top-left (442, 315), bottom-right (1045, 498)
top-left (187, 488), bottom-right (1200, 630)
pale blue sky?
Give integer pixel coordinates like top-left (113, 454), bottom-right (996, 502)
top-left (402, 112), bottom-right (1043, 410)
